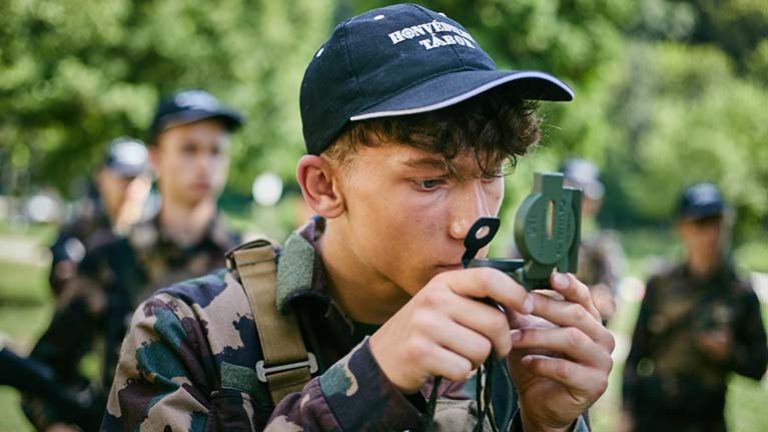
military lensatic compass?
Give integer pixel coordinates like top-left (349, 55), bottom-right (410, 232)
top-left (461, 172), bottom-right (583, 290)
top-left (422, 172), bottom-right (583, 432)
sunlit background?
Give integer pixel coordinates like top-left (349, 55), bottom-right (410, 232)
top-left (1, 0), bottom-right (766, 430)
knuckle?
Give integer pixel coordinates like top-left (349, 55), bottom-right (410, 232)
top-left (407, 337), bottom-right (431, 363)
top-left (596, 374), bottom-right (609, 394)
top-left (566, 327), bottom-right (584, 347)
top-left (447, 359), bottom-right (473, 381)
top-left (555, 361), bottom-right (572, 380)
top-left (410, 311), bottom-right (433, 333)
top-left (568, 303), bottom-right (588, 321)
top-left (417, 289), bottom-right (440, 308)
top-left (474, 337), bottom-right (492, 361)
top-left (476, 268), bottom-right (499, 289)
top-left (488, 311), bottom-right (509, 334)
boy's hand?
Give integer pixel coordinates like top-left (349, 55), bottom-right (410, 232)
top-left (507, 272), bottom-right (615, 432)
top-left (370, 267), bottom-right (533, 393)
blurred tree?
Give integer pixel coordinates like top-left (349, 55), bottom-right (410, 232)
top-left (0, 0), bottom-right (334, 197)
top-left (1, 0), bottom-right (766, 241)
top-left (607, 42), bottom-right (768, 240)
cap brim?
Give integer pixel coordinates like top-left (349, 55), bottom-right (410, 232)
top-left (679, 205), bottom-right (725, 221)
top-left (350, 70), bottom-right (573, 121)
top-left (108, 163), bottom-right (147, 178)
top-left (158, 109), bottom-right (243, 133)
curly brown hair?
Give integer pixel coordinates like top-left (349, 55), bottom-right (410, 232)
top-left (324, 89), bottom-right (540, 177)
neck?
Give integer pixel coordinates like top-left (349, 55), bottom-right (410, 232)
top-left (159, 196), bottom-right (216, 247)
top-left (318, 220), bottom-right (410, 324)
top-left (687, 251), bottom-right (721, 278)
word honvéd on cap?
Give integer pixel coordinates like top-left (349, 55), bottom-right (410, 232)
top-left (388, 19), bottom-right (476, 50)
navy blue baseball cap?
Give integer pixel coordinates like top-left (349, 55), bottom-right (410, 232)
top-left (677, 183), bottom-right (726, 220)
top-left (103, 137), bottom-right (148, 178)
top-left (149, 89), bottom-right (243, 143)
top-left (300, 3), bottom-right (574, 155)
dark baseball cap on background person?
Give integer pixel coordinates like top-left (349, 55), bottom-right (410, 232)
top-left (103, 137), bottom-right (149, 178)
top-left (148, 89), bottom-right (243, 143)
top-left (300, 3), bottom-right (575, 155)
top-left (677, 182), bottom-right (726, 220)
top-left (561, 158), bottom-right (605, 201)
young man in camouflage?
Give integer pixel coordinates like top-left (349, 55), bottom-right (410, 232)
top-left (105, 5), bottom-right (614, 431)
top-left (22, 90), bottom-right (243, 432)
top-left (48, 137), bottom-right (150, 296)
top-left (561, 158), bottom-right (625, 325)
top-left (623, 183), bottom-right (768, 432)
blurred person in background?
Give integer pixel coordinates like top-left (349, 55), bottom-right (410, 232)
top-left (622, 182), bottom-right (768, 432)
top-left (20, 89), bottom-right (243, 432)
top-left (48, 137), bottom-right (151, 296)
top-left (561, 158), bottom-right (625, 325)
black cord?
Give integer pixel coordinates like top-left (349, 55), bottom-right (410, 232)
top-left (420, 376), bottom-right (442, 432)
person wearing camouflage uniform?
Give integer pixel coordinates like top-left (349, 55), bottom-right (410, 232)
top-left (22, 90), bottom-right (243, 432)
top-left (105, 5), bottom-right (614, 431)
top-left (48, 137), bottom-right (150, 296)
top-left (561, 158), bottom-right (625, 325)
top-left (622, 183), bottom-right (768, 432)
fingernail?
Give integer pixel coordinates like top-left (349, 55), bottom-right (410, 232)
top-left (510, 329), bottom-right (522, 343)
top-left (523, 294), bottom-right (534, 314)
top-left (553, 272), bottom-right (569, 288)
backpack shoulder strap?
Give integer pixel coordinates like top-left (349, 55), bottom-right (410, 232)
top-left (227, 239), bottom-right (317, 405)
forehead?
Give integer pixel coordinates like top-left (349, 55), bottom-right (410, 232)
top-left (679, 216), bottom-right (723, 229)
top-left (157, 119), bottom-right (230, 144)
top-left (349, 141), bottom-right (498, 175)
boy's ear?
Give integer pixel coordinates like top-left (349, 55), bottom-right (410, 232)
top-left (296, 155), bottom-right (345, 219)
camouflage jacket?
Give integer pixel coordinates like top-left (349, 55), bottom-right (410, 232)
top-left (575, 231), bottom-right (624, 295)
top-left (104, 218), bottom-right (590, 431)
top-left (49, 200), bottom-right (116, 296)
top-left (576, 230), bottom-right (625, 324)
top-left (23, 213), bottom-right (239, 431)
top-left (622, 261), bottom-right (768, 430)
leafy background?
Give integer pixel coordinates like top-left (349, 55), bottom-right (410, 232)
top-left (1, 0), bottom-right (766, 430)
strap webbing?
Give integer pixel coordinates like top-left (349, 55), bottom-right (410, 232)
top-left (231, 241), bottom-right (312, 405)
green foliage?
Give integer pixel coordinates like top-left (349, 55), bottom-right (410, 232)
top-left (609, 42), bottom-right (768, 239)
top-left (0, 0), bottom-right (334, 196)
top-left (1, 0), bottom-right (766, 236)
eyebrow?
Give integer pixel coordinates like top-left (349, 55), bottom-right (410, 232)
top-left (402, 156), bottom-right (449, 170)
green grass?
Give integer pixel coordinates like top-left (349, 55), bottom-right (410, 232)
top-left (0, 220), bottom-right (56, 245)
top-left (0, 224), bottom-right (766, 431)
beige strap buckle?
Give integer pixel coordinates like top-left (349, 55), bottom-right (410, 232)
top-left (256, 352), bottom-right (319, 383)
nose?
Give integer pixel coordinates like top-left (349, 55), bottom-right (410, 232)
top-left (449, 179), bottom-right (493, 240)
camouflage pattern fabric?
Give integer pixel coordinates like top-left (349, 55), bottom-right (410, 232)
top-left (49, 198), bottom-right (116, 296)
top-left (22, 213), bottom-right (239, 431)
top-left (576, 231), bottom-right (624, 296)
top-left (103, 217), bottom-right (590, 431)
top-left (622, 262), bottom-right (768, 432)
top-left (576, 230), bottom-right (625, 324)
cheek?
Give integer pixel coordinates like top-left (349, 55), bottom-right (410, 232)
top-left (484, 177), bottom-right (505, 211)
top-left (211, 157), bottom-right (229, 180)
top-left (347, 183), bottom-right (443, 286)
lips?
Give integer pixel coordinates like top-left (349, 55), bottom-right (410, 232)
top-left (435, 263), bottom-right (463, 271)
top-left (192, 182), bottom-right (212, 190)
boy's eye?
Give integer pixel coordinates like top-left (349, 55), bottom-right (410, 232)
top-left (181, 143), bottom-right (198, 155)
top-left (480, 172), bottom-right (503, 184)
top-left (416, 179), bottom-right (445, 191)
